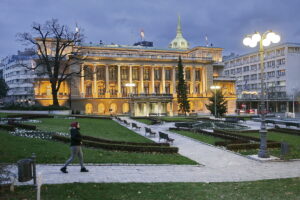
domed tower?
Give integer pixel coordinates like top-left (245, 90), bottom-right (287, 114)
top-left (169, 15), bottom-right (189, 50)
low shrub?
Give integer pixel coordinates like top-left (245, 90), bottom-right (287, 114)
top-left (6, 114), bottom-right (54, 120)
top-left (175, 122), bottom-right (194, 128)
top-left (269, 128), bottom-right (300, 136)
top-left (2, 104), bottom-right (69, 111)
top-left (227, 142), bottom-right (281, 150)
top-left (0, 124), bottom-right (15, 131)
top-left (52, 134), bottom-right (178, 153)
top-left (7, 121), bottom-right (36, 130)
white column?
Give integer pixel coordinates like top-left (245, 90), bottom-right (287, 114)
top-left (129, 65), bottom-right (133, 93)
top-left (191, 66), bottom-right (195, 95)
top-left (201, 67), bottom-right (206, 95)
top-left (151, 66), bottom-right (155, 94)
top-left (140, 65), bottom-right (144, 93)
top-left (105, 65), bottom-right (110, 97)
top-left (93, 65), bottom-right (97, 98)
top-left (172, 66), bottom-right (177, 95)
top-left (80, 64), bottom-right (85, 97)
top-left (162, 66), bottom-right (166, 94)
top-left (117, 65), bottom-right (121, 97)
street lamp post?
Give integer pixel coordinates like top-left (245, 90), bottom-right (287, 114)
top-left (210, 85), bottom-right (221, 117)
top-left (243, 31), bottom-right (280, 158)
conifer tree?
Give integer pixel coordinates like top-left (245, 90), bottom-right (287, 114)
top-left (177, 56), bottom-right (190, 115)
top-left (206, 89), bottom-right (227, 117)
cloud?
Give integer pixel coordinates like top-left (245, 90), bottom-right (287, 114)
top-left (1, 0), bottom-right (300, 58)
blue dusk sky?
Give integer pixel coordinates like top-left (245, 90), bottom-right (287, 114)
top-left (0, 0), bottom-right (300, 58)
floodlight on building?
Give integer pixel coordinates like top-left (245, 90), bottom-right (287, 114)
top-left (125, 83), bottom-right (136, 87)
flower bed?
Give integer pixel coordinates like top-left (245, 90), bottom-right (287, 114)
top-left (9, 129), bottom-right (68, 140)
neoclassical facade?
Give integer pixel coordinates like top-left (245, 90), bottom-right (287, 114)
top-left (35, 44), bottom-right (236, 116)
top-left (34, 18), bottom-right (236, 116)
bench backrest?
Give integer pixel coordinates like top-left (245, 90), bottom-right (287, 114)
top-left (145, 127), bottom-right (150, 133)
top-left (159, 132), bottom-right (168, 139)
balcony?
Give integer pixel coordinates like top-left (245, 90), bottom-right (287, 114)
top-left (76, 52), bottom-right (212, 61)
top-left (213, 76), bottom-right (236, 81)
top-left (129, 93), bottom-right (173, 98)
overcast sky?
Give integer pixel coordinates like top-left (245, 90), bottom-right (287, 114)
top-left (1, 0), bottom-right (300, 59)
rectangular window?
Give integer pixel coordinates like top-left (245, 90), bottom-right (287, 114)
top-left (277, 69), bottom-right (286, 77)
top-left (195, 69), bottom-right (201, 81)
top-left (237, 67), bottom-right (242, 73)
top-left (251, 74), bottom-right (257, 80)
top-left (250, 65), bottom-right (257, 71)
top-left (243, 66), bottom-right (249, 72)
top-left (96, 67), bottom-right (105, 80)
top-left (185, 69), bottom-right (191, 80)
top-left (277, 58), bottom-right (285, 65)
top-left (144, 68), bottom-right (150, 80)
top-left (154, 69), bottom-right (160, 80)
top-left (243, 75), bottom-right (249, 81)
top-left (132, 68), bottom-right (139, 80)
top-left (267, 71), bottom-right (275, 78)
top-left (165, 69), bottom-right (171, 80)
top-left (155, 84), bottom-right (160, 94)
top-left (109, 66), bottom-right (117, 80)
top-left (121, 68), bottom-right (128, 80)
top-left (230, 69), bottom-right (235, 75)
top-left (165, 84), bottom-right (170, 94)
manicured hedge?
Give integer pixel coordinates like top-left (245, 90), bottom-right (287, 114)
top-left (82, 135), bottom-right (169, 147)
top-left (52, 134), bottom-right (178, 153)
top-left (269, 128), bottom-right (300, 136)
top-left (6, 114), bottom-right (54, 119)
top-left (226, 142), bottom-right (281, 150)
top-left (9, 122), bottom-right (36, 130)
top-left (0, 124), bottom-right (15, 131)
top-left (214, 129), bottom-right (260, 142)
top-left (71, 115), bottom-right (112, 120)
top-left (174, 122), bottom-right (194, 128)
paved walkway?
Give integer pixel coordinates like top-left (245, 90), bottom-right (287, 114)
top-left (9, 117), bottom-right (300, 185)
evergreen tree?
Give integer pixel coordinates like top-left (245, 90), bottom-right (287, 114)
top-left (206, 89), bottom-right (227, 117)
top-left (0, 78), bottom-right (9, 98)
top-left (177, 56), bottom-right (190, 115)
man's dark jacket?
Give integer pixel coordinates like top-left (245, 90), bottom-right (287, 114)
top-left (70, 128), bottom-right (82, 146)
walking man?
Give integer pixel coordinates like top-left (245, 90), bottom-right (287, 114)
top-left (60, 122), bottom-right (89, 173)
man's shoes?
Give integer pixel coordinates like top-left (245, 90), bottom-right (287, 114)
top-left (60, 167), bottom-right (68, 173)
top-left (80, 167), bottom-right (89, 172)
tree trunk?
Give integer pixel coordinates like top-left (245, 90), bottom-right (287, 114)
top-left (51, 87), bottom-right (59, 106)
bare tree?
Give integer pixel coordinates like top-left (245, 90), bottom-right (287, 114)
top-left (17, 19), bottom-right (84, 106)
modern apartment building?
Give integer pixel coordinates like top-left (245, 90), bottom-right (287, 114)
top-left (2, 49), bottom-right (36, 103)
top-left (223, 43), bottom-right (300, 113)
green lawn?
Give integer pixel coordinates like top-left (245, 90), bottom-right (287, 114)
top-left (0, 130), bottom-right (196, 164)
top-left (157, 116), bottom-right (198, 122)
top-left (3, 178), bottom-right (300, 200)
top-left (172, 130), bottom-right (227, 145)
top-left (134, 118), bottom-right (153, 125)
top-left (236, 131), bottom-right (300, 159)
top-left (0, 112), bottom-right (9, 117)
top-left (26, 118), bottom-right (151, 143)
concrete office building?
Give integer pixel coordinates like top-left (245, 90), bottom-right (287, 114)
top-left (223, 43), bottom-right (300, 113)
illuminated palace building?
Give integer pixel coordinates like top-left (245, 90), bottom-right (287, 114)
top-left (35, 17), bottom-right (236, 116)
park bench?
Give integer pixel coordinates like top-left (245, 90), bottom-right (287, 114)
top-left (123, 120), bottom-right (130, 126)
top-left (131, 123), bottom-right (141, 130)
top-left (159, 131), bottom-right (174, 144)
top-left (145, 127), bottom-right (156, 137)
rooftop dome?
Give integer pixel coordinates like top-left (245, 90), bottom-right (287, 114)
top-left (169, 15), bottom-right (189, 50)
